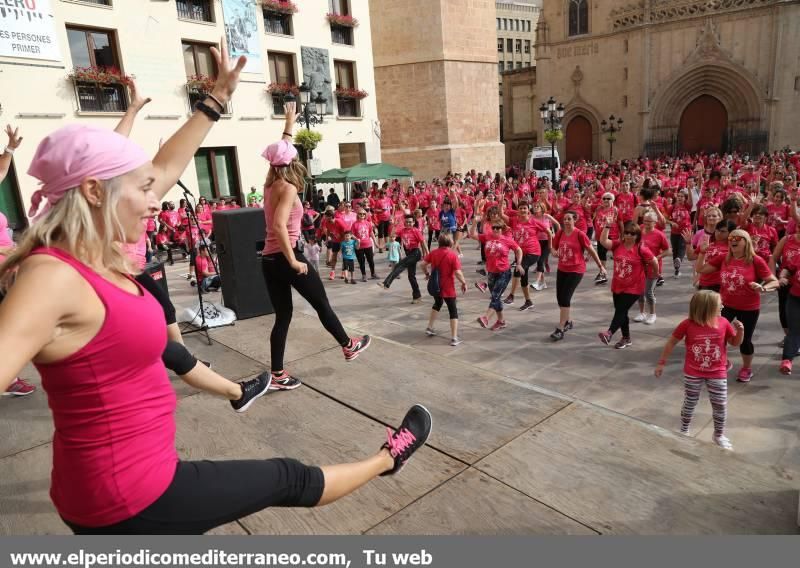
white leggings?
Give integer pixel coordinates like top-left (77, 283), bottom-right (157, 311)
top-left (681, 376), bottom-right (727, 436)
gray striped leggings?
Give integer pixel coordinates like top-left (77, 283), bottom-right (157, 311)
top-left (681, 377), bottom-right (727, 437)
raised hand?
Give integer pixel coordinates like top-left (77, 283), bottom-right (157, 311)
top-left (209, 36), bottom-right (247, 103)
top-left (127, 78), bottom-right (152, 111)
top-left (5, 125), bottom-right (22, 149)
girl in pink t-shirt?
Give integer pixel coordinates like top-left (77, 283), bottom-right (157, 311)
top-left (655, 290), bottom-right (744, 450)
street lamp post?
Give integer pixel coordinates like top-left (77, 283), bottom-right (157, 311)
top-left (600, 115), bottom-right (623, 161)
top-left (539, 97), bottom-right (565, 186)
top-left (285, 82), bottom-right (327, 204)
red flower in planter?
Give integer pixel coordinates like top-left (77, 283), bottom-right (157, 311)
top-left (335, 87), bottom-right (368, 100)
top-left (326, 13), bottom-right (359, 27)
top-left (261, 0), bottom-right (298, 14)
top-left (266, 82), bottom-right (300, 96)
top-left (186, 74), bottom-right (216, 93)
top-left (68, 66), bottom-right (133, 85)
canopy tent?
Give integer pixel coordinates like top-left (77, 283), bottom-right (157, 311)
top-left (314, 162), bottom-right (413, 183)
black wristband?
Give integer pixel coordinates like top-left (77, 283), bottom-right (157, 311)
top-left (195, 101), bottom-right (221, 122)
top-left (283, 131), bottom-right (293, 137)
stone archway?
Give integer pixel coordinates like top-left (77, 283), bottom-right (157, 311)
top-left (648, 62), bottom-right (762, 150)
top-left (679, 95), bottom-right (728, 154)
top-left (566, 116), bottom-right (593, 163)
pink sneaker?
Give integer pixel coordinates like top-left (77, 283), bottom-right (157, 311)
top-left (474, 282), bottom-right (488, 294)
top-left (477, 316), bottom-right (490, 328)
top-left (490, 320), bottom-right (507, 332)
top-left (329, 271), bottom-right (335, 280)
top-left (736, 367), bottom-right (753, 383)
top-left (3, 378), bottom-right (36, 397)
top-left (780, 360), bottom-right (792, 375)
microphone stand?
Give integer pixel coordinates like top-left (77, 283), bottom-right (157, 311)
top-left (176, 180), bottom-right (219, 345)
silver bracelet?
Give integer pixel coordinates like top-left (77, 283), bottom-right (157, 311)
top-left (2, 147), bottom-right (14, 156)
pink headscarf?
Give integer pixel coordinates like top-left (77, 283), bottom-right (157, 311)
top-left (261, 139), bottom-right (298, 166)
top-left (0, 211), bottom-right (13, 250)
top-left (27, 124), bottom-right (150, 218)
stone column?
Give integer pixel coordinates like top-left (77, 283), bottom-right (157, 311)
top-left (369, 0), bottom-right (505, 179)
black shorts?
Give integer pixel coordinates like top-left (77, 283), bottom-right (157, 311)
top-left (377, 221), bottom-right (391, 239)
top-left (62, 458), bottom-right (324, 535)
top-left (328, 241), bottom-right (341, 253)
top-left (343, 258), bottom-right (355, 272)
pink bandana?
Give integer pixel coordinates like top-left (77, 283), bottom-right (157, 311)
top-left (261, 139), bottom-right (298, 166)
top-left (27, 125), bottom-right (150, 218)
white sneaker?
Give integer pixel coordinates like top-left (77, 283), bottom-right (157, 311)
top-left (713, 435), bottom-right (733, 451)
top-left (425, 327), bottom-right (436, 336)
top-left (450, 337), bottom-right (462, 346)
top-left (633, 313), bottom-right (646, 323)
top-left (644, 314), bottom-right (657, 325)
top-left (532, 281), bottom-right (543, 291)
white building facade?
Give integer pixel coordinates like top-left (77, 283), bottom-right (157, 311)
top-left (0, 0), bottom-right (380, 228)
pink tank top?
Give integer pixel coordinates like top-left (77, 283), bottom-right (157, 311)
top-left (263, 186), bottom-right (303, 254)
top-left (31, 247), bottom-right (177, 527)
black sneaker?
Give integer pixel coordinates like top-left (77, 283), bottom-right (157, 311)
top-left (343, 335), bottom-right (372, 362)
top-left (380, 404), bottom-right (433, 476)
top-left (230, 373), bottom-right (271, 413)
top-left (550, 328), bottom-right (565, 341)
top-left (564, 320), bottom-right (574, 332)
top-left (518, 299), bottom-right (534, 311)
top-left (594, 273), bottom-right (603, 282)
top-left (503, 294), bottom-right (514, 305)
top-left (656, 276), bottom-right (665, 287)
top-left (269, 372), bottom-right (302, 390)
top-left (595, 275), bottom-right (608, 285)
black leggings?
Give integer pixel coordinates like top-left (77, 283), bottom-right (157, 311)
top-left (135, 271), bottom-right (176, 325)
top-left (355, 247), bottom-right (376, 276)
top-left (432, 296), bottom-right (458, 319)
top-left (262, 250), bottom-right (350, 372)
top-left (597, 242), bottom-right (609, 262)
top-left (514, 253), bottom-right (539, 287)
top-left (556, 271), bottom-right (583, 307)
top-left (671, 232), bottom-right (686, 263)
top-left (783, 293), bottom-right (800, 361)
top-left (609, 293), bottom-right (640, 338)
top-left (427, 229), bottom-right (440, 250)
top-left (536, 240), bottom-right (550, 273)
top-left (383, 248), bottom-right (422, 299)
top-left (377, 221), bottom-right (391, 239)
top-left (778, 284), bottom-right (789, 329)
top-left (722, 306), bottom-right (759, 356)
top-left (62, 459), bottom-right (324, 534)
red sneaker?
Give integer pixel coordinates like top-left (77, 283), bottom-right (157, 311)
top-left (490, 320), bottom-right (507, 332)
top-left (780, 360), bottom-right (792, 375)
top-left (3, 378), bottom-right (36, 397)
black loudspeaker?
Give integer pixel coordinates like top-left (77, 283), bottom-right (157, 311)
top-left (143, 261), bottom-right (169, 296)
top-left (212, 208), bottom-right (274, 319)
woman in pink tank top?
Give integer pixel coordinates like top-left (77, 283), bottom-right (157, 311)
top-left (260, 102), bottom-right (372, 389)
top-left (0, 54), bottom-right (432, 535)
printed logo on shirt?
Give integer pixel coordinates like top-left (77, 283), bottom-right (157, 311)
top-left (614, 257), bottom-right (633, 279)
top-left (558, 242), bottom-right (574, 263)
top-left (721, 267), bottom-right (745, 293)
top-left (690, 336), bottom-right (723, 370)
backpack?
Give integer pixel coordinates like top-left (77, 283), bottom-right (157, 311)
top-left (427, 267), bottom-right (441, 297)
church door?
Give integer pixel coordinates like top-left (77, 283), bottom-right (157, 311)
top-left (679, 95), bottom-right (728, 154)
top-left (565, 116), bottom-right (593, 163)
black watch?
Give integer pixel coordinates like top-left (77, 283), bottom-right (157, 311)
top-left (195, 101), bottom-right (221, 122)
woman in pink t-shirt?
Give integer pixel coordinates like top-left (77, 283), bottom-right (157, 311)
top-left (634, 212), bottom-right (670, 325)
top-left (655, 290), bottom-right (744, 451)
top-left (352, 209), bottom-right (378, 281)
top-left (696, 229), bottom-right (779, 382)
top-left (597, 221), bottom-right (659, 349)
top-left (469, 221), bottom-right (522, 331)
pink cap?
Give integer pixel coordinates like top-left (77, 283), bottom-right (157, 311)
top-left (27, 125), bottom-right (150, 218)
top-left (261, 139), bottom-right (298, 166)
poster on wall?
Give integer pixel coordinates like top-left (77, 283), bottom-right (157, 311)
top-left (221, 0), bottom-right (263, 74)
top-left (0, 0), bottom-right (62, 61)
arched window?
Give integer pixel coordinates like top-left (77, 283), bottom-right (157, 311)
top-left (568, 0), bottom-right (588, 36)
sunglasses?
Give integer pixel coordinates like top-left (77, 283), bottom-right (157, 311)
top-left (492, 226), bottom-right (503, 230)
top-left (603, 198), bottom-right (612, 201)
top-left (728, 236), bottom-right (744, 243)
top-left (624, 231), bottom-right (638, 236)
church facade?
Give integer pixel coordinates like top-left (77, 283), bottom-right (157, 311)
top-left (510, 0), bottom-right (800, 164)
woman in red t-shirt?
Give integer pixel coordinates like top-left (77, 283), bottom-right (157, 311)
top-left (634, 212), bottom-right (670, 325)
top-left (422, 232), bottom-right (467, 346)
top-left (549, 210), bottom-right (606, 341)
top-left (654, 290), bottom-right (744, 450)
top-left (592, 193), bottom-right (623, 285)
top-left (352, 209), bottom-right (378, 281)
top-left (469, 221), bottom-right (522, 331)
top-left (666, 190), bottom-right (692, 277)
top-left (696, 229), bottom-right (779, 382)
top-left (744, 204), bottom-right (778, 262)
top-left (771, 231), bottom-right (800, 337)
top-left (597, 221), bottom-right (659, 349)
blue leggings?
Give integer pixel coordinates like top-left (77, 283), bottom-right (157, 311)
top-left (487, 270), bottom-right (512, 312)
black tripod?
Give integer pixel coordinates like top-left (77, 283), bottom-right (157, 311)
top-left (176, 180), bottom-right (220, 345)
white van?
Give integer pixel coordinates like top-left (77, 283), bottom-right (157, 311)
top-left (525, 147), bottom-right (561, 184)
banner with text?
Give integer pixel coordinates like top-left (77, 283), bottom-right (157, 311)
top-left (221, 0), bottom-right (263, 74)
top-left (0, 0), bottom-right (61, 61)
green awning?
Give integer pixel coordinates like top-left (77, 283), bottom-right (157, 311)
top-left (314, 162), bottom-right (413, 183)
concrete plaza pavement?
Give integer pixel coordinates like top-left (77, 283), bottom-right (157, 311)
top-left (1, 242), bottom-right (799, 534)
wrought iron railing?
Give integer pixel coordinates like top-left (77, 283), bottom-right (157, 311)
top-left (177, 0), bottom-right (213, 23)
top-left (330, 25), bottom-right (353, 45)
top-left (75, 82), bottom-right (127, 112)
top-left (263, 11), bottom-right (292, 35)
